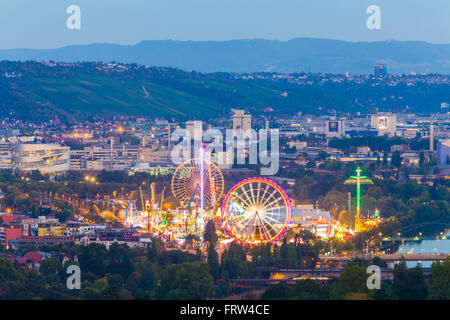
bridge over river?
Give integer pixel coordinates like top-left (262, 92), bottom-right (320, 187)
top-left (319, 253), bottom-right (450, 262)
top-left (231, 266), bottom-right (433, 287)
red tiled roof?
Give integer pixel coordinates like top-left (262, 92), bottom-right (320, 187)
top-left (23, 252), bottom-right (43, 264)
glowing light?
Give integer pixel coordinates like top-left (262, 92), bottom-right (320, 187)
top-left (221, 177), bottom-right (291, 245)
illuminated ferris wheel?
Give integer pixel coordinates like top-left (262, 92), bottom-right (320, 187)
top-left (221, 177), bottom-right (291, 245)
top-left (171, 157), bottom-right (224, 207)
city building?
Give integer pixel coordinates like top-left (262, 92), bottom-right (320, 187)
top-left (10, 236), bottom-right (76, 249)
top-left (139, 148), bottom-right (170, 162)
top-left (370, 114), bottom-right (397, 136)
top-left (13, 143), bottom-right (70, 173)
top-left (325, 120), bottom-right (345, 138)
top-left (186, 120), bottom-right (202, 140)
top-left (69, 144), bottom-right (141, 171)
top-left (374, 63), bottom-right (387, 77)
top-left (290, 205), bottom-right (334, 238)
top-left (437, 139), bottom-right (450, 166)
top-left (0, 141), bottom-right (13, 170)
top-left (0, 223), bottom-right (23, 248)
top-left (232, 109), bottom-right (251, 135)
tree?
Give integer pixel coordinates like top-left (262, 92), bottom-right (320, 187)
top-left (260, 284), bottom-right (290, 300)
top-left (250, 243), bottom-right (274, 269)
top-left (299, 185), bottom-right (308, 202)
top-left (320, 190), bottom-right (347, 218)
top-left (147, 238), bottom-right (163, 264)
top-left (371, 256), bottom-right (387, 269)
top-left (80, 287), bottom-right (103, 300)
top-left (279, 241), bottom-right (298, 268)
top-left (157, 250), bottom-right (199, 268)
top-left (393, 261), bottom-right (427, 300)
top-left (39, 258), bottom-right (62, 276)
top-left (391, 151), bottom-right (403, 168)
top-left (220, 242), bottom-right (247, 279)
top-left (56, 209), bottom-right (72, 223)
top-left (207, 244), bottom-right (220, 279)
top-left (105, 243), bottom-right (134, 279)
top-left (372, 281), bottom-right (396, 300)
top-left (203, 220), bottom-right (217, 245)
top-left (155, 262), bottom-right (214, 299)
top-left (290, 279), bottom-right (325, 300)
top-left (329, 265), bottom-right (369, 299)
top-left (428, 258), bottom-right (450, 299)
top-left (132, 256), bottom-right (155, 292)
top-left (78, 243), bottom-right (107, 276)
top-left (93, 278), bottom-right (109, 291)
top-left (419, 152), bottom-right (425, 168)
top-left (117, 256), bottom-right (134, 280)
top-left (0, 258), bottom-right (18, 282)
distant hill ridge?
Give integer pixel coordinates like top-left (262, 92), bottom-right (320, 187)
top-left (0, 61), bottom-right (448, 122)
top-left (1, 38), bottom-right (450, 74)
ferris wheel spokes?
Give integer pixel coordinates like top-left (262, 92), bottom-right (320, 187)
top-left (221, 177), bottom-right (292, 245)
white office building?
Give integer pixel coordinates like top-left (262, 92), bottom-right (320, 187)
top-left (232, 109), bottom-right (252, 136)
top-left (13, 144), bottom-right (70, 173)
top-left (325, 120), bottom-right (345, 138)
top-left (186, 120), bottom-right (203, 141)
top-left (370, 114), bottom-right (397, 137)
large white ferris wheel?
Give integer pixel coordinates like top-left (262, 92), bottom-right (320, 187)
top-left (171, 157), bottom-right (224, 209)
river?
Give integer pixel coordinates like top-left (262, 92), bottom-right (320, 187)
top-left (395, 232), bottom-right (450, 267)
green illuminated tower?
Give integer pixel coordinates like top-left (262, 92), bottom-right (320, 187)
top-left (344, 167), bottom-right (373, 218)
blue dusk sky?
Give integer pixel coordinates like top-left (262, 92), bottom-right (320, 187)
top-left (0, 0), bottom-right (448, 49)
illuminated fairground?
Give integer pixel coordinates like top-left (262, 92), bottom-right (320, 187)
top-left (104, 163), bottom-right (380, 248)
top-left (118, 148), bottom-right (226, 246)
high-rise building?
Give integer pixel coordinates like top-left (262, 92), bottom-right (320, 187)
top-left (325, 120), bottom-right (345, 138)
top-left (374, 63), bottom-right (387, 77)
top-left (185, 120), bottom-right (202, 141)
top-left (232, 109), bottom-right (251, 135)
top-left (370, 114), bottom-right (397, 137)
top-left (441, 102), bottom-right (449, 110)
top-left (429, 124), bottom-right (435, 152)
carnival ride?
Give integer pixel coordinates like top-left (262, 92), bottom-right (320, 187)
top-left (125, 200), bottom-right (143, 227)
top-left (171, 157), bottom-right (224, 210)
top-left (171, 155), bottom-right (224, 238)
top-left (122, 156), bottom-right (294, 248)
top-left (221, 177), bottom-right (292, 245)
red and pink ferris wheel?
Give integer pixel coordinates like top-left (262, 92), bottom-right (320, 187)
top-left (221, 177), bottom-right (292, 245)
